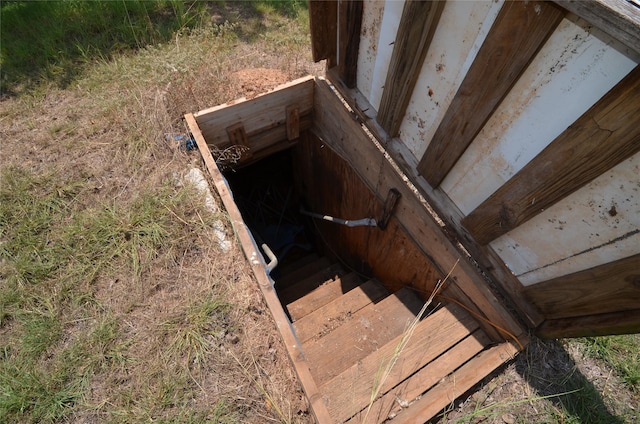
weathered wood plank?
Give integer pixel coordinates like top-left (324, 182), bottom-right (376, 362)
top-left (417, 0), bottom-right (564, 187)
top-left (287, 272), bottom-right (362, 321)
top-left (303, 287), bottom-right (424, 387)
top-left (376, 0), bottom-right (445, 137)
top-left (184, 113), bottom-right (333, 423)
top-left (346, 330), bottom-right (492, 424)
top-left (312, 77), bottom-right (526, 343)
top-left (326, 69), bottom-right (544, 328)
top-left (537, 308), bottom-right (640, 339)
top-left (323, 303), bottom-right (480, 423)
top-left (554, 0), bottom-right (640, 56)
top-left (293, 279), bottom-right (389, 343)
top-left (278, 262), bottom-right (345, 306)
top-left (462, 65), bottom-right (640, 245)
top-left (276, 256), bottom-right (331, 289)
top-left (308, 0), bottom-right (337, 63)
top-left (337, 0), bottom-right (363, 87)
top-left (391, 340), bottom-right (520, 424)
top-left (524, 254), bottom-right (640, 320)
top-left (194, 75), bottom-right (314, 147)
top-left (285, 104), bottom-right (300, 140)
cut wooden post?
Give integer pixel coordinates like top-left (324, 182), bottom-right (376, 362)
top-left (524, 254), bottom-right (640, 320)
top-left (337, 0), bottom-right (363, 87)
top-left (309, 0), bottom-right (337, 63)
top-left (226, 123), bottom-right (252, 160)
top-left (462, 65), bottom-right (640, 245)
top-left (286, 104), bottom-right (300, 140)
top-left (377, 0), bottom-right (445, 137)
top-left (417, 0), bottom-right (564, 187)
top-left (378, 188), bottom-right (401, 230)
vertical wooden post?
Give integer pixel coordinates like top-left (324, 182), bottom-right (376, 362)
top-left (337, 0), bottom-right (363, 88)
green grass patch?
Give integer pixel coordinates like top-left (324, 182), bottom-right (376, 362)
top-left (578, 335), bottom-right (640, 391)
top-left (0, 0), bottom-right (209, 94)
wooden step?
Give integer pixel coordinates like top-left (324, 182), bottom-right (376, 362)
top-left (302, 287), bottom-right (424, 387)
top-left (275, 252), bottom-right (320, 278)
top-left (278, 262), bottom-right (345, 305)
top-left (321, 303), bottom-right (483, 423)
top-left (287, 272), bottom-right (363, 321)
top-left (293, 279), bottom-right (389, 343)
top-left (389, 340), bottom-right (520, 424)
top-left (276, 256), bottom-right (331, 289)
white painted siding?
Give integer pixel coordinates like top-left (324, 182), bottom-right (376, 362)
top-left (441, 15), bottom-right (638, 215)
top-left (491, 153), bottom-right (640, 286)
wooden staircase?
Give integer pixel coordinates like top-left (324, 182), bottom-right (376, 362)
top-left (275, 255), bottom-right (519, 423)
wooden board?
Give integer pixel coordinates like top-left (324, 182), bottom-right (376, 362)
top-left (278, 262), bottom-right (345, 305)
top-left (462, 65), bottom-right (640, 245)
top-left (417, 0), bottom-right (564, 187)
top-left (276, 256), bottom-right (331, 290)
top-left (337, 0), bottom-right (363, 87)
top-left (322, 303), bottom-right (480, 423)
top-left (524, 254), bottom-right (640, 319)
top-left (346, 330), bottom-right (491, 423)
top-left (194, 76), bottom-right (314, 147)
top-left (303, 287), bottom-right (424, 387)
top-left (391, 340), bottom-right (520, 424)
top-left (309, 0), bottom-right (337, 63)
top-left (537, 308), bottom-right (640, 339)
top-left (293, 279), bottom-right (389, 343)
top-left (311, 78), bottom-right (526, 344)
top-left (376, 0), bottom-right (445, 137)
top-left (185, 112), bottom-right (334, 423)
top-left (287, 272), bottom-right (362, 321)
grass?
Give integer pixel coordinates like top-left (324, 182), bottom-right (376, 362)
top-left (576, 335), bottom-right (640, 391)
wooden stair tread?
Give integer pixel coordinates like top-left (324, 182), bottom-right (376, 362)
top-left (293, 279), bottom-right (389, 343)
top-left (322, 303), bottom-right (482, 423)
top-left (345, 330), bottom-right (490, 423)
top-left (276, 256), bottom-right (331, 289)
top-left (389, 340), bottom-right (520, 424)
top-left (276, 253), bottom-right (320, 278)
top-left (278, 262), bottom-right (345, 305)
top-left (287, 272), bottom-right (363, 321)
top-left (302, 287), bottom-right (424, 386)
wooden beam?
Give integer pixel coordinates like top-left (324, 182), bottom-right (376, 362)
top-left (462, 65), bottom-right (640, 245)
top-left (337, 0), bottom-right (363, 87)
top-left (285, 105), bottom-right (300, 140)
top-left (308, 0), bottom-right (337, 63)
top-left (377, 0), bottom-right (445, 137)
top-left (524, 254), bottom-right (640, 320)
top-left (554, 0), bottom-right (640, 56)
top-left (417, 1), bottom-right (564, 187)
top-left (184, 113), bottom-right (334, 424)
top-left (537, 308), bottom-right (640, 339)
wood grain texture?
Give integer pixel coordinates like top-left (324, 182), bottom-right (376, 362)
top-left (293, 279), bottom-right (389, 343)
top-left (322, 303), bottom-right (480, 423)
top-left (462, 65), bottom-right (640, 245)
top-left (326, 69), bottom-right (544, 328)
top-left (337, 0), bottom-right (363, 87)
top-left (554, 0), bottom-right (640, 56)
top-left (276, 256), bottom-right (331, 289)
top-left (391, 340), bottom-right (520, 424)
top-left (278, 262), bottom-right (345, 306)
top-left (312, 78), bottom-right (526, 343)
top-left (303, 287), bottom-right (424, 387)
top-left (308, 0), bottom-right (337, 63)
top-left (346, 330), bottom-right (491, 423)
top-left (185, 113), bottom-right (334, 424)
top-left (286, 272), bottom-right (362, 321)
top-left (377, 0), bottom-right (445, 137)
top-left (537, 308), bottom-right (640, 339)
top-left (417, 0), bottom-right (564, 187)
top-left (524, 254), bottom-right (640, 320)
top-left (194, 76), bottom-right (314, 147)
